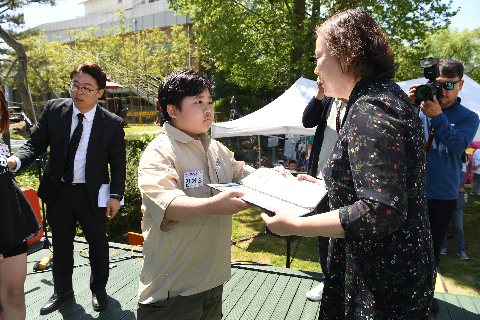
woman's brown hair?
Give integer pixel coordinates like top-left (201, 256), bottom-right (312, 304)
top-left (316, 9), bottom-right (398, 81)
top-left (0, 87), bottom-right (9, 134)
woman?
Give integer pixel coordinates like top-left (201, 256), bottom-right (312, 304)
top-left (262, 9), bottom-right (435, 319)
top-left (0, 88), bottom-right (41, 319)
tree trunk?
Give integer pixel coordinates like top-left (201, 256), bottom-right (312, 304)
top-left (289, 0), bottom-right (306, 86)
top-left (0, 26), bottom-right (37, 125)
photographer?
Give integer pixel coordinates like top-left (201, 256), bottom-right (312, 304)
top-left (407, 58), bottom-right (479, 311)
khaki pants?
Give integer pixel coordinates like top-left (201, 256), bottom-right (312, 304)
top-left (137, 284), bottom-right (223, 320)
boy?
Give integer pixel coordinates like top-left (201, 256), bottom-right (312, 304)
top-left (137, 69), bottom-right (255, 319)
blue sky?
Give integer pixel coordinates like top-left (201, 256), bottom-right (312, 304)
top-left (19, 0), bottom-right (480, 31)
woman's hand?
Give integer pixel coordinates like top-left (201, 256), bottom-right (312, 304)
top-left (260, 205), bottom-right (298, 236)
top-left (297, 174), bottom-right (326, 188)
top-left (316, 77), bottom-right (325, 100)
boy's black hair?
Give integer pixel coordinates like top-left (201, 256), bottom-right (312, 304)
top-left (158, 69), bottom-right (214, 122)
top-left (289, 160), bottom-right (297, 164)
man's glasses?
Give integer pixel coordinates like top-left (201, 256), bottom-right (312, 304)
top-left (69, 83), bottom-right (101, 95)
top-left (441, 79), bottom-right (461, 90)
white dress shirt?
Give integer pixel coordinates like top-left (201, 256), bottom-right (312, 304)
top-left (69, 104), bottom-right (96, 183)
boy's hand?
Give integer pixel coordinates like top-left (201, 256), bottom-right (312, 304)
top-left (260, 205), bottom-right (297, 236)
top-left (212, 189), bottom-right (253, 215)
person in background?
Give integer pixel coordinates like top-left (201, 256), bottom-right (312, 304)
top-left (229, 96), bottom-right (242, 120)
top-left (0, 87), bottom-right (41, 319)
top-left (407, 58), bottom-right (479, 311)
top-left (287, 159), bottom-right (297, 171)
top-left (470, 148), bottom-right (480, 195)
top-left (441, 153), bottom-right (469, 260)
top-left (115, 101), bottom-right (124, 118)
top-left (8, 62), bottom-right (126, 315)
top-left (301, 79), bottom-right (348, 302)
top-left (262, 9), bottom-right (435, 318)
top-left (137, 69), bottom-right (255, 319)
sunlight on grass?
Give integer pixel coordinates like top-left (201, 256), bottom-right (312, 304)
top-left (231, 207), bottom-right (322, 273)
top-left (124, 124), bottom-right (160, 134)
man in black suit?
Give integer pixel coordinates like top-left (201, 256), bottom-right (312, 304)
top-left (8, 62), bottom-right (126, 315)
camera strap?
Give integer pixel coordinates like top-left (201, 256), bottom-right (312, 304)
top-left (426, 125), bottom-right (435, 154)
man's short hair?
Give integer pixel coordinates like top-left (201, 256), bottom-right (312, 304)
top-left (70, 62), bottom-right (107, 89)
top-left (158, 69), bottom-right (214, 122)
top-left (439, 59), bottom-right (464, 80)
top-left (315, 9), bottom-right (398, 81)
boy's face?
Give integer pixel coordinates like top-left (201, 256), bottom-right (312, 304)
top-left (289, 162), bottom-right (297, 170)
top-left (168, 89), bottom-right (214, 139)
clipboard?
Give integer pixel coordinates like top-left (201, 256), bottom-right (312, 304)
top-left (208, 168), bottom-right (327, 217)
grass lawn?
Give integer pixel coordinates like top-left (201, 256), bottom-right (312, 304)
top-left (124, 124), bottom-right (160, 135)
top-left (6, 123), bottom-right (159, 140)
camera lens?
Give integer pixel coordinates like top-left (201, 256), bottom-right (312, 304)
top-left (415, 84), bottom-right (437, 102)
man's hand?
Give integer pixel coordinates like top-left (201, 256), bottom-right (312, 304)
top-left (419, 95), bottom-right (442, 118)
top-left (407, 84), bottom-right (419, 105)
top-left (260, 205), bottom-right (298, 236)
top-left (7, 157), bottom-right (16, 170)
top-left (106, 198), bottom-right (121, 219)
top-left (211, 189), bottom-right (253, 215)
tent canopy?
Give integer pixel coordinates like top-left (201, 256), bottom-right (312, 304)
top-left (211, 77), bottom-right (317, 138)
top-left (212, 76), bottom-right (480, 140)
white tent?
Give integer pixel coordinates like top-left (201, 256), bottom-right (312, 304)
top-left (211, 77), bottom-right (318, 138)
top-left (397, 75), bottom-right (480, 141)
top-left (212, 75), bottom-right (480, 140)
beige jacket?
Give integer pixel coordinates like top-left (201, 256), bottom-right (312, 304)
top-left (137, 123), bottom-right (254, 304)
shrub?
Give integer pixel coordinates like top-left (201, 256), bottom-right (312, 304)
top-left (106, 132), bottom-right (159, 240)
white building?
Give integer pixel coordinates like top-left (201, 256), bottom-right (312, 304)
top-left (36, 0), bottom-right (191, 43)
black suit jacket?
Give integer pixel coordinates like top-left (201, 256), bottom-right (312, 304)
top-left (302, 96), bottom-right (334, 177)
top-left (14, 98), bottom-right (126, 216)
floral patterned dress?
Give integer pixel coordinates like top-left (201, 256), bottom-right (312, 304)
top-left (321, 79), bottom-right (436, 319)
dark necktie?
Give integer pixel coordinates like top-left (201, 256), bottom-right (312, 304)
top-left (63, 113), bottom-right (84, 184)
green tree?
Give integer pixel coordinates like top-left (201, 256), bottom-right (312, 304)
top-left (395, 27), bottom-right (480, 82)
top-left (0, 0), bottom-right (56, 122)
top-left (169, 0), bottom-right (458, 90)
top-left (17, 10), bottom-right (194, 108)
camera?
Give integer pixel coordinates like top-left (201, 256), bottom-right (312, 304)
top-left (414, 57), bottom-right (442, 104)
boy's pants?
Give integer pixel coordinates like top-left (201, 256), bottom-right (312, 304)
top-left (137, 284), bottom-right (223, 320)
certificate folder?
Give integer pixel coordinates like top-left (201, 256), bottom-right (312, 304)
top-left (208, 168), bottom-right (327, 217)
